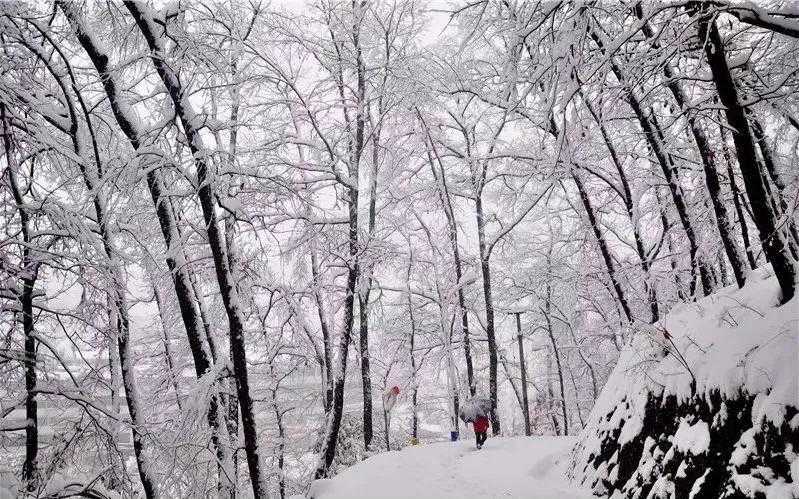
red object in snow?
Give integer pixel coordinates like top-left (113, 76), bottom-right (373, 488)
top-left (473, 415), bottom-right (490, 433)
top-left (391, 386), bottom-right (400, 395)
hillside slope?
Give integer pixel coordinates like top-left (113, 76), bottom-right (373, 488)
top-left (569, 268), bottom-right (799, 498)
top-left (308, 436), bottom-right (591, 499)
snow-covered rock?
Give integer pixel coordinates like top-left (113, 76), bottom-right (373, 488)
top-left (569, 268), bottom-right (799, 498)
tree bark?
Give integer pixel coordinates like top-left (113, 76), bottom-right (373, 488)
top-left (636, 2), bottom-right (747, 288)
top-left (514, 314), bottom-right (531, 436)
top-left (580, 94), bottom-right (659, 322)
top-left (11, 42), bottom-right (160, 494)
top-left (123, 3), bottom-right (264, 494)
top-left (3, 105), bottom-right (41, 494)
top-left (311, 249), bottom-right (334, 412)
top-left (720, 124), bottom-right (758, 270)
top-left (315, 0), bottom-right (367, 476)
top-left (406, 250), bottom-right (419, 441)
top-left (543, 281), bottom-right (568, 436)
top-left (315, 194), bottom-right (359, 478)
top-left (572, 172), bottom-right (633, 323)
top-left (475, 193), bottom-right (501, 435)
top-left (152, 282), bottom-right (182, 411)
top-left (697, 11), bottom-right (796, 303)
top-left (358, 129), bottom-right (379, 450)
top-left (588, 24), bottom-right (713, 297)
top-left (418, 111), bottom-right (476, 395)
top-left (59, 4), bottom-right (233, 493)
top-left (750, 115), bottom-right (799, 257)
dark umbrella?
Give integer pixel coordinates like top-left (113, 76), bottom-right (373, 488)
top-left (458, 397), bottom-right (492, 423)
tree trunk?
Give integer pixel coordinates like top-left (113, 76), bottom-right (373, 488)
top-left (123, 3), bottom-right (265, 494)
top-left (8, 54), bottom-right (160, 494)
top-left (152, 282), bottom-right (182, 411)
top-left (418, 112), bottom-right (476, 395)
top-left (475, 194), bottom-right (501, 435)
top-left (544, 282), bottom-right (568, 436)
top-left (588, 25), bottom-right (713, 297)
top-left (358, 291), bottom-right (373, 450)
top-left (406, 252), bottom-right (419, 441)
top-left (4, 107), bottom-right (40, 493)
top-left (720, 124), bottom-right (759, 270)
top-left (315, 0), bottom-right (368, 475)
top-left (750, 115), bottom-right (799, 257)
top-left (60, 4), bottom-right (234, 492)
top-left (514, 314), bottom-right (531, 436)
top-left (665, 78), bottom-right (747, 288)
top-left (311, 249), bottom-right (334, 412)
top-left (315, 192), bottom-right (359, 478)
top-left (697, 11), bottom-right (796, 303)
top-left (355, 5), bottom-right (373, 452)
top-left (572, 172), bottom-right (633, 323)
top-left (545, 353), bottom-right (561, 436)
top-left (636, 2), bottom-right (747, 288)
top-left (581, 95), bottom-right (659, 322)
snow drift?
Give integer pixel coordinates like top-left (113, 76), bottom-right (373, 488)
top-left (569, 268), bottom-right (798, 498)
top-left (307, 436), bottom-right (590, 499)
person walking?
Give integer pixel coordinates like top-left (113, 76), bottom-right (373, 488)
top-left (473, 414), bottom-right (490, 449)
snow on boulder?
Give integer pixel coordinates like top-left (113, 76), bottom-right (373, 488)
top-left (568, 268), bottom-right (799, 498)
top-left (673, 419), bottom-right (710, 456)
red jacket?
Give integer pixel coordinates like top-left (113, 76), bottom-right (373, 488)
top-left (473, 416), bottom-right (490, 433)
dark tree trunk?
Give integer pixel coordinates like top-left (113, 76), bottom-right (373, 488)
top-left (475, 194), bottom-right (500, 435)
top-left (750, 116), bottom-right (799, 257)
top-left (123, 3), bottom-right (264, 494)
top-left (588, 25), bottom-right (713, 297)
top-left (581, 95), bottom-right (659, 322)
top-left (666, 80), bottom-right (747, 288)
top-left (657, 191), bottom-right (688, 302)
top-left (353, 11), bottom-right (373, 452)
top-left (514, 314), bottom-right (531, 436)
top-left (406, 251), bottom-right (419, 441)
top-left (418, 111), bottom-right (476, 395)
top-left (720, 124), bottom-right (759, 270)
top-left (22, 278), bottom-right (38, 494)
top-left (358, 139), bottom-right (378, 449)
top-left (636, 1), bottom-right (747, 288)
top-left (60, 5), bottom-right (234, 492)
top-left (697, 11), bottom-right (796, 303)
top-left (152, 283), bottom-right (182, 411)
top-left (544, 282), bottom-right (568, 436)
top-left (315, 2), bottom-right (368, 474)
top-left (572, 172), bottom-right (633, 323)
top-left (9, 43), bottom-right (160, 494)
top-left (358, 293), bottom-right (373, 449)
top-left (315, 189), bottom-right (359, 478)
top-left (4, 106), bottom-right (40, 493)
top-left (311, 250), bottom-right (334, 412)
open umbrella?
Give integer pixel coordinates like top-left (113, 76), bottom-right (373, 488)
top-left (458, 397), bottom-right (492, 423)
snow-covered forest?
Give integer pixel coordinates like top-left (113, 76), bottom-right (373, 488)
top-left (1, 1), bottom-right (797, 497)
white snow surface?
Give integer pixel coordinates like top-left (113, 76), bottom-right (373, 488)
top-left (571, 267), bottom-right (799, 493)
top-left (582, 268), bottom-right (797, 447)
top-left (673, 418), bottom-right (710, 456)
top-left (307, 436), bottom-right (591, 499)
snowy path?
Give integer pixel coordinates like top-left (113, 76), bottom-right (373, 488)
top-left (308, 436), bottom-right (592, 499)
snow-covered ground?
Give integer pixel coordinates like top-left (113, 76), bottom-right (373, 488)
top-left (307, 436), bottom-right (591, 499)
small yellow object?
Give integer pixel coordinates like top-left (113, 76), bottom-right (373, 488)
top-left (410, 437), bottom-right (419, 445)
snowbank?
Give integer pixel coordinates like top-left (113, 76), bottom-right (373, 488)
top-left (569, 268), bottom-right (799, 498)
top-left (309, 436), bottom-right (591, 499)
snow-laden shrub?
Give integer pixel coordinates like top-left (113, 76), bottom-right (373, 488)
top-left (569, 269), bottom-right (798, 498)
top-left (331, 413), bottom-right (365, 474)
